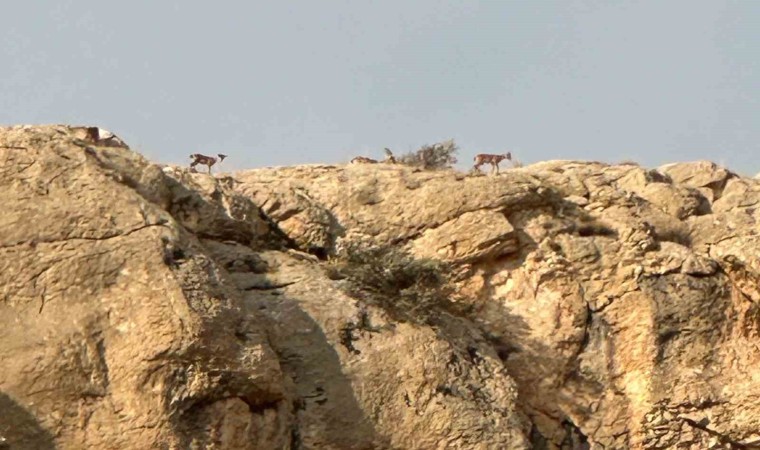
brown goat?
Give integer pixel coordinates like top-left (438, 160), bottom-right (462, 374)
top-left (190, 153), bottom-right (227, 173)
top-left (350, 156), bottom-right (378, 164)
top-left (473, 152), bottom-right (512, 174)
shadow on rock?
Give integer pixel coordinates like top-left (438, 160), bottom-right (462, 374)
top-left (244, 291), bottom-right (390, 449)
top-left (0, 393), bottom-right (56, 450)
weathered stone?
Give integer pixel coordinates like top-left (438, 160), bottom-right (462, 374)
top-left (0, 126), bottom-right (287, 449)
top-left (1, 125), bottom-right (532, 449)
top-left (230, 153), bottom-right (760, 449)
top-left (659, 160), bottom-right (735, 200)
top-left (2, 125), bottom-right (759, 449)
top-left (712, 177), bottom-right (760, 213)
top-left (408, 209), bottom-right (518, 262)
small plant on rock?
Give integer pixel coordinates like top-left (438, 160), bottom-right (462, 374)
top-left (398, 139), bottom-right (459, 171)
top-left (327, 242), bottom-right (461, 324)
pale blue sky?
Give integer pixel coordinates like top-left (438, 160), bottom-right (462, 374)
top-left (1, 1), bottom-right (758, 174)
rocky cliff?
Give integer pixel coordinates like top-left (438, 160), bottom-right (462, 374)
top-left (1, 125), bottom-right (758, 449)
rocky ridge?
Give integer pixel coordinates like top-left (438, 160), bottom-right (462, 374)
top-left (1, 125), bottom-right (759, 449)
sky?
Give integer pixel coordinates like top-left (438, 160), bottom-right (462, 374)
top-left (1, 1), bottom-right (758, 175)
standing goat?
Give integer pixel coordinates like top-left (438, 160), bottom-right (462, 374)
top-left (473, 152), bottom-right (512, 175)
top-left (383, 148), bottom-right (397, 164)
top-left (190, 153), bottom-right (227, 174)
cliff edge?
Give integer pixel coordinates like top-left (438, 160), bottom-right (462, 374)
top-left (1, 125), bottom-right (759, 449)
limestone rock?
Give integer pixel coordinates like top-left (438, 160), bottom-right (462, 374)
top-left (408, 209), bottom-right (518, 263)
top-left (712, 177), bottom-right (760, 213)
top-left (615, 167), bottom-right (710, 219)
top-left (0, 126), bottom-right (532, 449)
top-left (233, 157), bottom-right (760, 449)
top-left (658, 160), bottom-right (735, 201)
top-left (0, 126), bottom-right (287, 449)
top-left (234, 164), bottom-right (547, 258)
top-left (3, 125), bottom-right (760, 450)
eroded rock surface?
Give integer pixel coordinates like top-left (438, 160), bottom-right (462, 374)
top-left (2, 125), bottom-right (759, 449)
top-left (234, 159), bottom-right (760, 449)
top-left (1, 126), bottom-right (288, 449)
top-left (1, 126), bottom-right (531, 449)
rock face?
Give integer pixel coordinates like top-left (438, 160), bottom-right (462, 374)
top-left (1, 126), bottom-right (759, 449)
top-left (0, 126), bottom-right (288, 449)
top-left (235, 161), bottom-right (760, 449)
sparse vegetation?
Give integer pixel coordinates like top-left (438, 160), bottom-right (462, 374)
top-left (326, 242), bottom-right (462, 324)
top-left (398, 139), bottom-right (459, 170)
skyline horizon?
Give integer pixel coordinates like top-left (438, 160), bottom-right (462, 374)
top-left (36, 122), bottom-right (760, 176)
top-left (1, 1), bottom-right (757, 176)
top-left (4, 120), bottom-right (755, 176)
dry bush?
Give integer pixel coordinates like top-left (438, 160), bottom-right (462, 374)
top-left (326, 243), bottom-right (462, 324)
top-left (398, 139), bottom-right (459, 170)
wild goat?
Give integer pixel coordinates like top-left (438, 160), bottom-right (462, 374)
top-left (350, 156), bottom-right (378, 164)
top-left (473, 152), bottom-right (512, 174)
top-left (351, 148), bottom-right (397, 165)
top-left (190, 153), bottom-right (227, 173)
top-left (383, 148), bottom-right (397, 164)
top-left (81, 126), bottom-right (128, 148)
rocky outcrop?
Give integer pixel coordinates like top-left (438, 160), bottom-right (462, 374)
top-left (0, 125), bottom-right (289, 449)
top-left (0, 126), bottom-right (530, 449)
top-left (2, 125), bottom-right (759, 449)
top-left (234, 160), bottom-right (760, 449)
